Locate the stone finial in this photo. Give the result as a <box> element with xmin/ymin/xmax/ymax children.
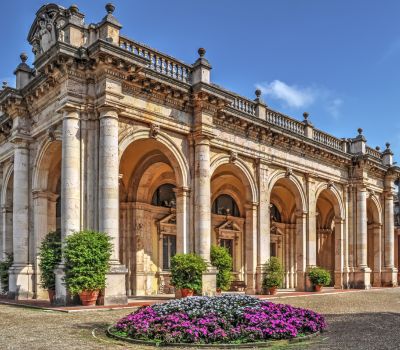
<box><xmin>69</xmin><ymin>4</ymin><xmax>79</xmax><ymax>14</ymax></box>
<box><xmin>2</xmin><ymin>81</ymin><xmax>8</xmax><ymax>89</ymax></box>
<box><xmin>198</xmin><ymin>47</ymin><xmax>206</xmax><ymax>58</ymax></box>
<box><xmin>357</xmin><ymin>128</ymin><xmax>363</xmax><ymax>135</ymax></box>
<box><xmin>255</xmin><ymin>89</ymin><xmax>262</xmax><ymax>98</ymax></box>
<box><xmin>303</xmin><ymin>112</ymin><xmax>309</xmax><ymax>121</ymax></box>
<box><xmin>376</xmin><ymin>146</ymin><xmax>381</xmax><ymax>151</ymax></box>
<box><xmin>105</xmin><ymin>3</ymin><xmax>115</xmax><ymax>14</ymax></box>
<box><xmin>20</xmin><ymin>52</ymin><xmax>28</xmax><ymax>63</ymax></box>
<box><xmin>386</xmin><ymin>142</ymin><xmax>391</xmax><ymax>150</ymax></box>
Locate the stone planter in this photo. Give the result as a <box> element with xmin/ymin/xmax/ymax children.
<box><xmin>79</xmin><ymin>290</ymin><xmax>99</xmax><ymax>306</ymax></box>
<box><xmin>268</xmin><ymin>287</ymin><xmax>278</xmax><ymax>295</ymax></box>
<box><xmin>181</xmin><ymin>288</ymin><xmax>194</xmax><ymax>297</ymax></box>
<box><xmin>314</xmin><ymin>284</ymin><xmax>323</xmax><ymax>292</ymax></box>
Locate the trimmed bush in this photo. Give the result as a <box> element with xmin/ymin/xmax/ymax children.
<box><xmin>308</xmin><ymin>267</ymin><xmax>331</xmax><ymax>286</ymax></box>
<box><xmin>63</xmin><ymin>230</ymin><xmax>112</xmax><ymax>295</ymax></box>
<box><xmin>210</xmin><ymin>245</ymin><xmax>233</xmax><ymax>291</ymax></box>
<box><xmin>111</xmin><ymin>294</ymin><xmax>327</xmax><ymax>344</ymax></box>
<box><xmin>38</xmin><ymin>231</ymin><xmax>62</xmax><ymax>290</ymax></box>
<box><xmin>262</xmin><ymin>256</ymin><xmax>283</xmax><ymax>289</ymax></box>
<box><xmin>0</xmin><ymin>253</ymin><xmax>13</xmax><ymax>294</ymax></box>
<box><xmin>171</xmin><ymin>253</ymin><xmax>207</xmax><ymax>293</ymax></box>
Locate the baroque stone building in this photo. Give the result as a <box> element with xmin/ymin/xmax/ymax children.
<box><xmin>0</xmin><ymin>3</ymin><xmax>399</xmax><ymax>304</ymax></box>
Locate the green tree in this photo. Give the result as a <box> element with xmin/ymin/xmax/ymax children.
<box><xmin>38</xmin><ymin>231</ymin><xmax>62</xmax><ymax>290</ymax></box>
<box><xmin>171</xmin><ymin>253</ymin><xmax>207</xmax><ymax>293</ymax></box>
<box><xmin>210</xmin><ymin>245</ymin><xmax>233</xmax><ymax>291</ymax></box>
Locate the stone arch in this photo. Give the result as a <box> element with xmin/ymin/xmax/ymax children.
<box><xmin>0</xmin><ymin>163</ymin><xmax>14</xmax><ymax>260</ymax></box>
<box><xmin>367</xmin><ymin>193</ymin><xmax>383</xmax><ymax>286</ymax></box>
<box><xmin>210</xmin><ymin>154</ymin><xmax>258</xmax><ymax>203</ymax></box>
<box><xmin>315</xmin><ymin>183</ymin><xmax>346</xmax><ymax>288</ymax></box>
<box><xmin>119</xmin><ymin>127</ymin><xmax>189</xmax><ymax>188</ymax></box>
<box><xmin>268</xmin><ymin>170</ymin><xmax>307</xmax><ymax>213</ymax></box>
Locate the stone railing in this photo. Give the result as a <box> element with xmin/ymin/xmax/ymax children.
<box><xmin>366</xmin><ymin>146</ymin><xmax>382</xmax><ymax>159</ymax></box>
<box><xmin>230</xmin><ymin>95</ymin><xmax>256</xmax><ymax>116</ymax></box>
<box><xmin>313</xmin><ymin>129</ymin><xmax>343</xmax><ymax>151</ymax></box>
<box><xmin>265</xmin><ymin>108</ymin><xmax>305</xmax><ymax>136</ymax></box>
<box><xmin>119</xmin><ymin>36</ymin><xmax>192</xmax><ymax>84</ymax></box>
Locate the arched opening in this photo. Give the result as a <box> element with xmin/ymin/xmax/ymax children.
<box><xmin>367</xmin><ymin>197</ymin><xmax>382</xmax><ymax>286</ymax></box>
<box><xmin>211</xmin><ymin>162</ymin><xmax>255</xmax><ymax>290</ymax></box>
<box><xmin>119</xmin><ymin>138</ymin><xmax>185</xmax><ymax>296</ymax></box>
<box><xmin>316</xmin><ymin>189</ymin><xmax>338</xmax><ymax>286</ymax></box>
<box><xmin>1</xmin><ymin>168</ymin><xmax>13</xmax><ymax>261</ymax></box>
<box><xmin>269</xmin><ymin>176</ymin><xmax>305</xmax><ymax>289</ymax></box>
<box><xmin>32</xmin><ymin>140</ymin><xmax>62</xmax><ymax>298</ymax></box>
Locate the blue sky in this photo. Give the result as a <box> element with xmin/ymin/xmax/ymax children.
<box><xmin>1</xmin><ymin>1</ymin><xmax>400</xmax><ymax>159</ymax></box>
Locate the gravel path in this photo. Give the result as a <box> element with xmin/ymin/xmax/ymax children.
<box><xmin>0</xmin><ymin>288</ymin><xmax>399</xmax><ymax>349</ymax></box>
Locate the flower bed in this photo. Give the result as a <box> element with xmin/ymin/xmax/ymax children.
<box><xmin>109</xmin><ymin>295</ymin><xmax>326</xmax><ymax>345</ymax></box>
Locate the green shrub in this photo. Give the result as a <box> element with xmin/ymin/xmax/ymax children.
<box><xmin>171</xmin><ymin>253</ymin><xmax>207</xmax><ymax>293</ymax></box>
<box><xmin>262</xmin><ymin>257</ymin><xmax>283</xmax><ymax>289</ymax></box>
<box><xmin>308</xmin><ymin>267</ymin><xmax>331</xmax><ymax>286</ymax></box>
<box><xmin>38</xmin><ymin>231</ymin><xmax>62</xmax><ymax>290</ymax></box>
<box><xmin>0</xmin><ymin>253</ymin><xmax>13</xmax><ymax>294</ymax></box>
<box><xmin>63</xmin><ymin>230</ymin><xmax>112</xmax><ymax>295</ymax></box>
<box><xmin>210</xmin><ymin>245</ymin><xmax>233</xmax><ymax>291</ymax></box>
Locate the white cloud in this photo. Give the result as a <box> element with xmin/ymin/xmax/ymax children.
<box><xmin>256</xmin><ymin>80</ymin><xmax>343</xmax><ymax>119</ymax></box>
<box><xmin>256</xmin><ymin>80</ymin><xmax>315</xmax><ymax>109</ymax></box>
<box><xmin>326</xmin><ymin>98</ymin><xmax>343</xmax><ymax>119</ymax></box>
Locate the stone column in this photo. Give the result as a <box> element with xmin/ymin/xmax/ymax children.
<box><xmin>54</xmin><ymin>109</ymin><xmax>82</xmax><ymax>305</ymax></box>
<box><xmin>9</xmin><ymin>139</ymin><xmax>33</xmax><ymax>299</ymax></box>
<box><xmin>194</xmin><ymin>135</ymin><xmax>216</xmax><ymax>295</ymax></box>
<box><xmin>98</xmin><ymin>107</ymin><xmax>128</xmax><ymax>305</ymax></box>
<box><xmin>305</xmin><ymin>174</ymin><xmax>317</xmax><ymax>267</ymax></box>
<box><xmin>354</xmin><ymin>186</ymin><xmax>371</xmax><ymax>288</ymax></box>
<box><xmin>175</xmin><ymin>187</ymin><xmax>190</xmax><ymax>254</ymax></box>
<box><xmin>334</xmin><ymin>217</ymin><xmax>345</xmax><ymax>289</ymax></box>
<box><xmin>245</xmin><ymin>202</ymin><xmax>258</xmax><ymax>294</ymax></box>
<box><xmin>1</xmin><ymin>205</ymin><xmax>13</xmax><ymax>261</ymax></box>
<box><xmin>382</xmin><ymin>191</ymin><xmax>398</xmax><ymax>286</ymax></box>
<box><xmin>256</xmin><ymin>160</ymin><xmax>269</xmax><ymax>293</ymax></box>
<box><xmin>295</xmin><ymin>210</ymin><xmax>307</xmax><ymax>291</ymax></box>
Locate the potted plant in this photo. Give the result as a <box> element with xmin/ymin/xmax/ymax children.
<box><xmin>210</xmin><ymin>245</ymin><xmax>233</xmax><ymax>293</ymax></box>
<box><xmin>63</xmin><ymin>230</ymin><xmax>112</xmax><ymax>306</ymax></box>
<box><xmin>308</xmin><ymin>267</ymin><xmax>331</xmax><ymax>292</ymax></box>
<box><xmin>171</xmin><ymin>253</ymin><xmax>207</xmax><ymax>297</ymax></box>
<box><xmin>38</xmin><ymin>231</ymin><xmax>62</xmax><ymax>303</ymax></box>
<box><xmin>262</xmin><ymin>257</ymin><xmax>283</xmax><ymax>295</ymax></box>
<box><xmin>0</xmin><ymin>253</ymin><xmax>13</xmax><ymax>295</ymax></box>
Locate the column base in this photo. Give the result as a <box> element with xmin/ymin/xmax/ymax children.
<box><xmin>372</xmin><ymin>271</ymin><xmax>382</xmax><ymax>287</ymax></box>
<box><xmin>255</xmin><ymin>265</ymin><xmax>264</xmax><ymax>294</ymax></box>
<box><xmin>102</xmin><ymin>263</ymin><xmax>128</xmax><ymax>305</ymax></box>
<box><xmin>202</xmin><ymin>266</ymin><xmax>217</xmax><ymax>296</ymax></box>
<box><xmin>54</xmin><ymin>264</ymin><xmax>70</xmax><ymax>306</ymax></box>
<box><xmin>245</xmin><ymin>271</ymin><xmax>256</xmax><ymax>295</ymax></box>
<box><xmin>381</xmin><ymin>267</ymin><xmax>398</xmax><ymax>287</ymax></box>
<box><xmin>334</xmin><ymin>271</ymin><xmax>344</xmax><ymax>289</ymax></box>
<box><xmin>8</xmin><ymin>264</ymin><xmax>34</xmax><ymax>300</ymax></box>
<box><xmin>295</xmin><ymin>271</ymin><xmax>308</xmax><ymax>291</ymax></box>
<box><xmin>353</xmin><ymin>267</ymin><xmax>371</xmax><ymax>289</ymax></box>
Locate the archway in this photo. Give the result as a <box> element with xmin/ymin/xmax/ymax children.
<box><xmin>367</xmin><ymin>196</ymin><xmax>382</xmax><ymax>286</ymax></box>
<box><xmin>1</xmin><ymin>165</ymin><xmax>13</xmax><ymax>261</ymax></box>
<box><xmin>119</xmin><ymin>137</ymin><xmax>187</xmax><ymax>296</ymax></box>
<box><xmin>315</xmin><ymin>187</ymin><xmax>344</xmax><ymax>288</ymax></box>
<box><xmin>32</xmin><ymin>140</ymin><xmax>62</xmax><ymax>298</ymax></box>
<box><xmin>269</xmin><ymin>176</ymin><xmax>305</xmax><ymax>289</ymax></box>
<box><xmin>210</xmin><ymin>160</ymin><xmax>256</xmax><ymax>292</ymax></box>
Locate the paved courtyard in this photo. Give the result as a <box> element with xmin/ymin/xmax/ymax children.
<box><xmin>0</xmin><ymin>288</ymin><xmax>399</xmax><ymax>349</ymax></box>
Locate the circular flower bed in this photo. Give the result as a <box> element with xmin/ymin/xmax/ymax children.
<box><xmin>109</xmin><ymin>295</ymin><xmax>326</xmax><ymax>345</ymax></box>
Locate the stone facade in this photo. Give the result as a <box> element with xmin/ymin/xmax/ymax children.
<box><xmin>0</xmin><ymin>3</ymin><xmax>399</xmax><ymax>304</ymax></box>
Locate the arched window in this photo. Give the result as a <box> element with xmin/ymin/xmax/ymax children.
<box><xmin>212</xmin><ymin>194</ymin><xmax>240</xmax><ymax>217</ymax></box>
<box><xmin>270</xmin><ymin>204</ymin><xmax>282</xmax><ymax>223</ymax></box>
<box><xmin>151</xmin><ymin>184</ymin><xmax>176</xmax><ymax>207</ymax></box>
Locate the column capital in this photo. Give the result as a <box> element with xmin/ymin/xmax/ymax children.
<box><xmin>173</xmin><ymin>186</ymin><xmax>190</xmax><ymax>197</ymax></box>
<box><xmin>10</xmin><ymin>135</ymin><xmax>31</xmax><ymax>148</ymax></box>
<box><xmin>57</xmin><ymin>104</ymin><xmax>81</xmax><ymax>119</ymax></box>
<box><xmin>98</xmin><ymin>105</ymin><xmax>119</xmax><ymax>120</ymax></box>
<box><xmin>193</xmin><ymin>130</ymin><xmax>214</xmax><ymax>144</ymax></box>
<box><xmin>295</xmin><ymin>209</ymin><xmax>308</xmax><ymax>218</ymax></box>
<box><xmin>255</xmin><ymin>158</ymin><xmax>269</xmax><ymax>170</ymax></box>
<box><xmin>245</xmin><ymin>201</ymin><xmax>258</xmax><ymax>210</ymax></box>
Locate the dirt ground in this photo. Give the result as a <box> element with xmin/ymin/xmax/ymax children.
<box><xmin>1</xmin><ymin>288</ymin><xmax>400</xmax><ymax>350</ymax></box>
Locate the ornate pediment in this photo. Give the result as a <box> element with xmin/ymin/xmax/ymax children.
<box><xmin>158</xmin><ymin>213</ymin><xmax>177</xmax><ymax>237</ymax></box>
<box><xmin>216</xmin><ymin>220</ymin><xmax>241</xmax><ymax>232</ymax></box>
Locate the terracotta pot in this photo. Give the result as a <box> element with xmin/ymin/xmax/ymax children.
<box><xmin>48</xmin><ymin>289</ymin><xmax>55</xmax><ymax>304</ymax></box>
<box><xmin>268</xmin><ymin>287</ymin><xmax>278</xmax><ymax>295</ymax></box>
<box><xmin>180</xmin><ymin>288</ymin><xmax>194</xmax><ymax>297</ymax></box>
<box><xmin>314</xmin><ymin>284</ymin><xmax>323</xmax><ymax>292</ymax></box>
<box><xmin>216</xmin><ymin>288</ymin><xmax>222</xmax><ymax>295</ymax></box>
<box><xmin>79</xmin><ymin>290</ymin><xmax>99</xmax><ymax>306</ymax></box>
